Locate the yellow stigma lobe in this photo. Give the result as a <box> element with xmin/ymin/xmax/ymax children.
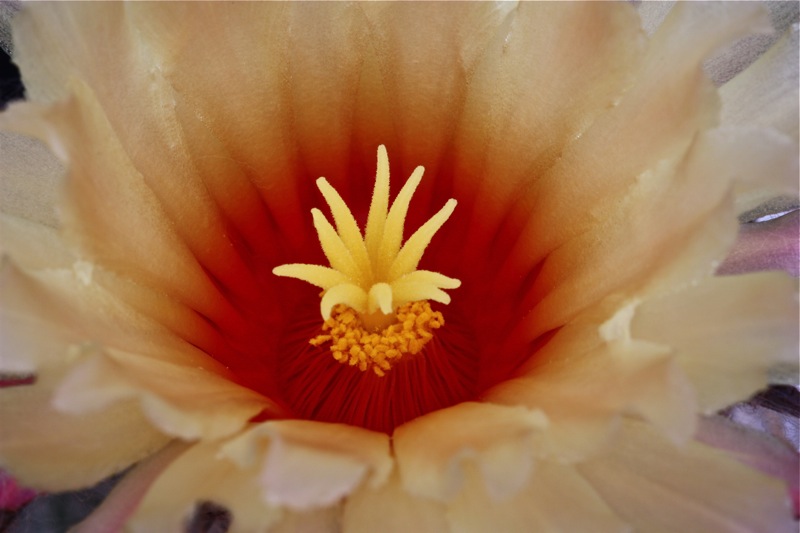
<box><xmin>273</xmin><ymin>145</ymin><xmax>460</xmax><ymax>374</ymax></box>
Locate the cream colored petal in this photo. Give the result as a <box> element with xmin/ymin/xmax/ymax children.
<box><xmin>710</xmin><ymin>126</ymin><xmax>798</xmax><ymax>217</ymax></box>
<box><xmin>53</xmin><ymin>347</ymin><xmax>275</xmax><ymax>441</ymax></box>
<box><xmin>702</xmin><ymin>2</ymin><xmax>793</xmax><ymax>86</ymax></box>
<box><xmin>343</xmin><ymin>471</ymin><xmax>448</xmax><ymax>533</ymax></box>
<box><xmin>722</xmin><ymin>23</ymin><xmax>800</xmax><ymax>214</ymax></box>
<box><xmin>520</xmin><ymin>120</ymin><xmax>782</xmax><ymax>338</ymax></box>
<box><xmin>578</xmin><ymin>418</ymin><xmax>796</xmax><ymax>533</ymax></box>
<box><xmin>129</xmin><ymin>439</ymin><xmax>282</xmax><ymax>533</ymax></box>
<box><xmin>506</xmin><ymin>2</ymin><xmax>767</xmax><ymax>287</ymax></box>
<box><xmin>446</xmin><ymin>460</ymin><xmax>628</xmax><ymax>533</ymax></box>
<box><xmin>0</xmin><ymin>130</ymin><xmax>62</xmax><ymax>227</ymax></box>
<box><xmin>72</xmin><ymin>441</ymin><xmax>188</xmax><ymax>533</ymax></box>
<box><xmin>721</xmin><ymin>21</ymin><xmax>798</xmax><ymax>142</ymax></box>
<box><xmin>354</xmin><ymin>2</ymin><xmax>510</xmax><ymax>180</ymax></box>
<box><xmin>704</xmin><ymin>1</ymin><xmax>800</xmax><ymax>86</ymax></box>
<box><xmin>0</xmin><ymin>93</ymin><xmax>240</xmax><ymax>332</ymax></box>
<box><xmin>10</xmin><ymin>4</ymin><xmax>283</xmax><ymax>311</ymax></box>
<box><xmin>222</xmin><ymin>420</ymin><xmax>392</xmax><ymax>511</ymax></box>
<box><xmin>0</xmin><ymin>225</ymin><xmax>75</xmax><ymax>373</ymax></box>
<box><xmin>696</xmin><ymin>415</ymin><xmax>799</xmax><ymax>500</ymax></box>
<box><xmin>394</xmin><ymin>402</ymin><xmax>547</xmax><ymax>502</ymax></box>
<box><xmin>632</xmin><ymin>272</ymin><xmax>799</xmax><ymax>413</ymax></box>
<box><xmin>452</xmin><ymin>2</ymin><xmax>644</xmax><ymax>259</ymax></box>
<box><xmin>636</xmin><ymin>1</ymin><xmax>675</xmax><ymax>36</ymax></box>
<box><xmin>0</xmin><ymin>241</ymin><xmax>230</xmax><ymax>374</ymax></box>
<box><xmin>342</xmin><ymin>473</ymin><xmax>448</xmax><ymax>533</ymax></box>
<box><xmin>269</xmin><ymin>506</ymin><xmax>342</xmax><ymax>533</ymax></box>
<box><xmin>0</xmin><ymin>352</ymin><xmax>168</xmax><ymax>492</ymax></box>
<box><xmin>0</xmin><ymin>213</ymin><xmax>71</xmax><ymax>273</ymax></box>
<box><xmin>486</xmin><ymin>321</ymin><xmax>697</xmax><ymax>461</ymax></box>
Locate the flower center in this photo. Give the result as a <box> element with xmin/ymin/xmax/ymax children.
<box><xmin>273</xmin><ymin>146</ymin><xmax>460</xmax><ymax>375</ymax></box>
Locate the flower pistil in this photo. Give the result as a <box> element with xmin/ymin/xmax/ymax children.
<box><xmin>273</xmin><ymin>146</ymin><xmax>460</xmax><ymax>375</ymax></box>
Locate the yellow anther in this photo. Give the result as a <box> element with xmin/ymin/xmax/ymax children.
<box><xmin>312</xmin><ymin>301</ymin><xmax>444</xmax><ymax>376</ymax></box>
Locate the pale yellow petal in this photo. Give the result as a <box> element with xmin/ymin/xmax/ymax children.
<box><xmin>269</xmin><ymin>506</ymin><xmax>342</xmax><ymax>533</ymax></box>
<box><xmin>632</xmin><ymin>272</ymin><xmax>799</xmax><ymax>413</ymax></box>
<box><xmin>72</xmin><ymin>441</ymin><xmax>188</xmax><ymax>533</ymax></box>
<box><xmin>578</xmin><ymin>419</ymin><xmax>796</xmax><ymax>533</ymax></box>
<box><xmin>636</xmin><ymin>1</ymin><xmax>675</xmax><ymax>36</ymax></box>
<box><xmin>452</xmin><ymin>2</ymin><xmax>644</xmax><ymax>257</ymax></box>
<box><xmin>0</xmin><ymin>93</ymin><xmax>239</xmax><ymax>330</ymax></box>
<box><xmin>0</xmin><ymin>243</ymin><xmax>230</xmax><ymax>375</ymax></box>
<box><xmin>506</xmin><ymin>1</ymin><xmax>767</xmax><ymax>284</ymax></box>
<box><xmin>394</xmin><ymin>402</ymin><xmax>547</xmax><ymax>502</ymax></box>
<box><xmin>518</xmin><ymin>122</ymin><xmax>767</xmax><ymax>338</ymax></box>
<box><xmin>486</xmin><ymin>322</ymin><xmax>697</xmax><ymax>460</ymax></box>
<box><xmin>701</xmin><ymin>2</ymin><xmax>783</xmax><ymax>86</ymax></box>
<box><xmin>343</xmin><ymin>472</ymin><xmax>448</xmax><ymax>533</ymax></box>
<box><xmin>721</xmin><ymin>20</ymin><xmax>798</xmax><ymax>141</ymax></box>
<box><xmin>222</xmin><ymin>420</ymin><xmax>392</xmax><ymax>510</ymax></box>
<box><xmin>446</xmin><ymin>460</ymin><xmax>627</xmax><ymax>533</ymax></box>
<box><xmin>129</xmin><ymin>439</ymin><xmax>282</xmax><ymax>533</ymax></box>
<box><xmin>0</xmin><ymin>354</ymin><xmax>168</xmax><ymax>492</ymax></box>
<box><xmin>354</xmin><ymin>2</ymin><xmax>510</xmax><ymax>181</ymax></box>
<box><xmin>53</xmin><ymin>347</ymin><xmax>275</xmax><ymax>441</ymax></box>
<box><xmin>0</xmin><ymin>130</ymin><xmax>62</xmax><ymax>227</ymax></box>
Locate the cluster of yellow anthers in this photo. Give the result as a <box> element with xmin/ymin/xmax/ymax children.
<box><xmin>274</xmin><ymin>145</ymin><xmax>460</xmax><ymax>375</ymax></box>
<box><xmin>310</xmin><ymin>301</ymin><xmax>444</xmax><ymax>376</ymax></box>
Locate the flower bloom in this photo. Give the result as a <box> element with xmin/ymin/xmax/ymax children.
<box><xmin>0</xmin><ymin>2</ymin><xmax>798</xmax><ymax>532</ymax></box>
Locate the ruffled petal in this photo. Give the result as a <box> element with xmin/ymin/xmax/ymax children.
<box><xmin>486</xmin><ymin>319</ymin><xmax>696</xmax><ymax>460</ymax></box>
<box><xmin>446</xmin><ymin>460</ymin><xmax>627</xmax><ymax>533</ymax></box>
<box><xmin>343</xmin><ymin>472</ymin><xmax>449</xmax><ymax>533</ymax></box>
<box><xmin>394</xmin><ymin>402</ymin><xmax>546</xmax><ymax>501</ymax></box>
<box><xmin>72</xmin><ymin>441</ymin><xmax>188</xmax><ymax>533</ymax></box>
<box><xmin>451</xmin><ymin>2</ymin><xmax>644</xmax><ymax>252</ymax></box>
<box><xmin>53</xmin><ymin>347</ymin><xmax>276</xmax><ymax>441</ymax></box>
<box><xmin>578</xmin><ymin>419</ymin><xmax>796</xmax><ymax>533</ymax></box>
<box><xmin>129</xmin><ymin>439</ymin><xmax>281</xmax><ymax>533</ymax></box>
<box><xmin>0</xmin><ymin>354</ymin><xmax>168</xmax><ymax>492</ymax></box>
<box><xmin>222</xmin><ymin>420</ymin><xmax>392</xmax><ymax>510</ymax></box>
<box><xmin>696</xmin><ymin>414</ymin><xmax>799</xmax><ymax>516</ymax></box>
<box><xmin>501</xmin><ymin>3</ymin><xmax>772</xmax><ymax>339</ymax></box>
<box><xmin>721</xmin><ymin>23</ymin><xmax>799</xmax><ymax>142</ymax></box>
<box><xmin>632</xmin><ymin>272</ymin><xmax>799</xmax><ymax>413</ymax></box>
<box><xmin>0</xmin><ymin>130</ymin><xmax>63</xmax><ymax>227</ymax></box>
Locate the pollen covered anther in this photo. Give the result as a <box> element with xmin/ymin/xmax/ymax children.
<box><xmin>311</xmin><ymin>301</ymin><xmax>445</xmax><ymax>376</ymax></box>
<box><xmin>273</xmin><ymin>145</ymin><xmax>460</xmax><ymax>374</ymax></box>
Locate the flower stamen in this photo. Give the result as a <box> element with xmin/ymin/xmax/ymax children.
<box><xmin>310</xmin><ymin>301</ymin><xmax>445</xmax><ymax>376</ymax></box>
<box><xmin>274</xmin><ymin>146</ymin><xmax>460</xmax><ymax>374</ymax></box>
